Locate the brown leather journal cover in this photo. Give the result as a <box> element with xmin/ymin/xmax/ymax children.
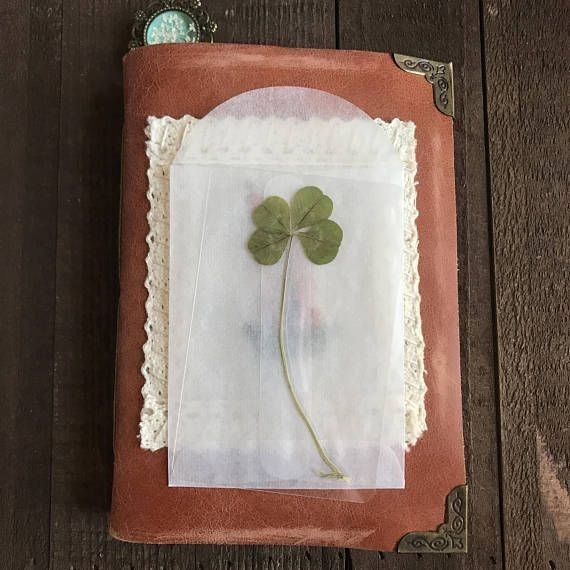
<box><xmin>111</xmin><ymin>43</ymin><xmax>465</xmax><ymax>551</ymax></box>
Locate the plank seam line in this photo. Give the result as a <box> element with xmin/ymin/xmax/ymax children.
<box><xmin>49</xmin><ymin>0</ymin><xmax>65</xmax><ymax>566</ymax></box>
<box><xmin>334</xmin><ymin>0</ymin><xmax>340</xmax><ymax>49</ymax></box>
<box><xmin>478</xmin><ymin>1</ymin><xmax>507</xmax><ymax>568</ymax></box>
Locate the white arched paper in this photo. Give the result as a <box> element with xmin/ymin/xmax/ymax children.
<box><xmin>168</xmin><ymin>87</ymin><xmax>405</xmax><ymax>493</ymax></box>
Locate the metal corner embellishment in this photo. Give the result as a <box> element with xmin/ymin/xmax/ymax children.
<box><xmin>129</xmin><ymin>0</ymin><xmax>217</xmax><ymax>50</ymax></box>
<box><xmin>393</xmin><ymin>54</ymin><xmax>455</xmax><ymax>118</ymax></box>
<box><xmin>397</xmin><ymin>485</ymin><xmax>468</xmax><ymax>553</ymax></box>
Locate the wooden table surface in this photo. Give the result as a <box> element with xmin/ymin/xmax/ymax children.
<box><xmin>1</xmin><ymin>1</ymin><xmax>568</xmax><ymax>569</ymax></box>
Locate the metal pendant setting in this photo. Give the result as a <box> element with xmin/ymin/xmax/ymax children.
<box><xmin>129</xmin><ymin>0</ymin><xmax>217</xmax><ymax>50</ymax></box>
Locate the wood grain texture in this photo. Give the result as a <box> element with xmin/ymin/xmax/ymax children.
<box><xmin>50</xmin><ymin>0</ymin><xmax>125</xmax><ymax>565</ymax></box>
<box><xmin>210</xmin><ymin>0</ymin><xmax>336</xmax><ymax>47</ymax></box>
<box><xmin>0</xmin><ymin>2</ymin><xmax>31</xmax><ymax>566</ymax></box>
<box><xmin>338</xmin><ymin>1</ymin><xmax>503</xmax><ymax>569</ymax></box>
<box><xmin>49</xmin><ymin>1</ymin><xmax>198</xmax><ymax>567</ymax></box>
<box><xmin>183</xmin><ymin>4</ymin><xmax>337</xmax><ymax>570</ymax></box>
<box><xmin>1</xmin><ymin>0</ymin><xmax>567</xmax><ymax>568</ymax></box>
<box><xmin>482</xmin><ymin>0</ymin><xmax>570</xmax><ymax>568</ymax></box>
<box><xmin>49</xmin><ymin>1</ymin><xmax>335</xmax><ymax>569</ymax></box>
<box><xmin>0</xmin><ymin>1</ymin><xmax>61</xmax><ymax>568</ymax></box>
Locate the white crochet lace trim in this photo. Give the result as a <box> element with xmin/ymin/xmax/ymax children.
<box><xmin>140</xmin><ymin>115</ymin><xmax>426</xmax><ymax>451</ymax></box>
<box><xmin>176</xmin><ymin>116</ymin><xmax>399</xmax><ymax>165</ymax></box>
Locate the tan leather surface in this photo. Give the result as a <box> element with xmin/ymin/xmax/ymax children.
<box><xmin>110</xmin><ymin>43</ymin><xmax>465</xmax><ymax>550</ymax></box>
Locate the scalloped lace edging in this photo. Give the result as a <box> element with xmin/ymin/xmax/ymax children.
<box><xmin>139</xmin><ymin>115</ymin><xmax>426</xmax><ymax>451</ymax></box>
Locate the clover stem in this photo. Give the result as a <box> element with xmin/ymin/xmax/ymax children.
<box><xmin>278</xmin><ymin>236</ymin><xmax>347</xmax><ymax>481</ymax></box>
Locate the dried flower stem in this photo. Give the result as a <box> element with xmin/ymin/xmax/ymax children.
<box><xmin>278</xmin><ymin>237</ymin><xmax>347</xmax><ymax>480</ymax></box>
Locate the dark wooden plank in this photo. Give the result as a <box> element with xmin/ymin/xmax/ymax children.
<box><xmin>338</xmin><ymin>1</ymin><xmax>503</xmax><ymax>568</ymax></box>
<box><xmin>50</xmin><ymin>0</ymin><xmax>198</xmax><ymax>567</ymax></box>
<box><xmin>49</xmin><ymin>0</ymin><xmax>187</xmax><ymax>568</ymax></box>
<box><xmin>0</xmin><ymin>1</ymin><xmax>62</xmax><ymax>568</ymax></box>
<box><xmin>194</xmin><ymin>544</ymin><xmax>330</xmax><ymax>570</ymax></box>
<box><xmin>193</xmin><ymin>4</ymin><xmax>337</xmax><ymax>570</ymax></box>
<box><xmin>482</xmin><ymin>1</ymin><xmax>570</xmax><ymax>568</ymax></box>
<box><xmin>48</xmin><ymin>1</ymin><xmax>336</xmax><ymax>569</ymax></box>
<box><xmin>210</xmin><ymin>0</ymin><xmax>336</xmax><ymax>48</ymax></box>
<box><xmin>0</xmin><ymin>2</ymin><xmax>30</xmax><ymax>566</ymax></box>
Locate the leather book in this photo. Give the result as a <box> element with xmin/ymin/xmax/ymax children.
<box><xmin>110</xmin><ymin>43</ymin><xmax>465</xmax><ymax>552</ymax></box>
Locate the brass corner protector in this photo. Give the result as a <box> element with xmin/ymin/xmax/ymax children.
<box><xmin>397</xmin><ymin>485</ymin><xmax>468</xmax><ymax>553</ymax></box>
<box><xmin>393</xmin><ymin>54</ymin><xmax>455</xmax><ymax>118</ymax></box>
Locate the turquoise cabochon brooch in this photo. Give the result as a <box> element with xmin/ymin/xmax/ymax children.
<box><xmin>129</xmin><ymin>0</ymin><xmax>217</xmax><ymax>49</ymax></box>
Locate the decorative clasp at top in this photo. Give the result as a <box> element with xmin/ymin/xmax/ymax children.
<box><xmin>129</xmin><ymin>0</ymin><xmax>217</xmax><ymax>50</ymax></box>
<box><xmin>393</xmin><ymin>54</ymin><xmax>454</xmax><ymax>118</ymax></box>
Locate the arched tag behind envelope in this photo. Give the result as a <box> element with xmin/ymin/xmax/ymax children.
<box><xmin>168</xmin><ymin>87</ymin><xmax>405</xmax><ymax>499</ymax></box>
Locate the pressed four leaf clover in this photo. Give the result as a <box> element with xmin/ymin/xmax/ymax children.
<box><xmin>247</xmin><ymin>186</ymin><xmax>347</xmax><ymax>481</ymax></box>
<box><xmin>248</xmin><ymin>186</ymin><xmax>343</xmax><ymax>266</ymax></box>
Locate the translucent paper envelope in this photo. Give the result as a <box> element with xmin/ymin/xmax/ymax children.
<box><xmin>168</xmin><ymin>87</ymin><xmax>405</xmax><ymax>492</ymax></box>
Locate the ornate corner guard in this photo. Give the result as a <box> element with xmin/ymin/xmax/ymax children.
<box><xmin>397</xmin><ymin>485</ymin><xmax>468</xmax><ymax>553</ymax></box>
<box><xmin>129</xmin><ymin>0</ymin><xmax>217</xmax><ymax>50</ymax></box>
<box><xmin>393</xmin><ymin>54</ymin><xmax>455</xmax><ymax>118</ymax></box>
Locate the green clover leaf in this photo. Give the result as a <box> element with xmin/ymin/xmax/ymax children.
<box><xmin>248</xmin><ymin>186</ymin><xmax>343</xmax><ymax>265</ymax></box>
<box><xmin>247</xmin><ymin>230</ymin><xmax>289</xmax><ymax>265</ymax></box>
<box><xmin>291</xmin><ymin>185</ymin><xmax>333</xmax><ymax>229</ymax></box>
<box><xmin>252</xmin><ymin>195</ymin><xmax>290</xmax><ymax>234</ymax></box>
<box><xmin>246</xmin><ymin>186</ymin><xmax>347</xmax><ymax>481</ymax></box>
<box><xmin>298</xmin><ymin>219</ymin><xmax>344</xmax><ymax>265</ymax></box>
